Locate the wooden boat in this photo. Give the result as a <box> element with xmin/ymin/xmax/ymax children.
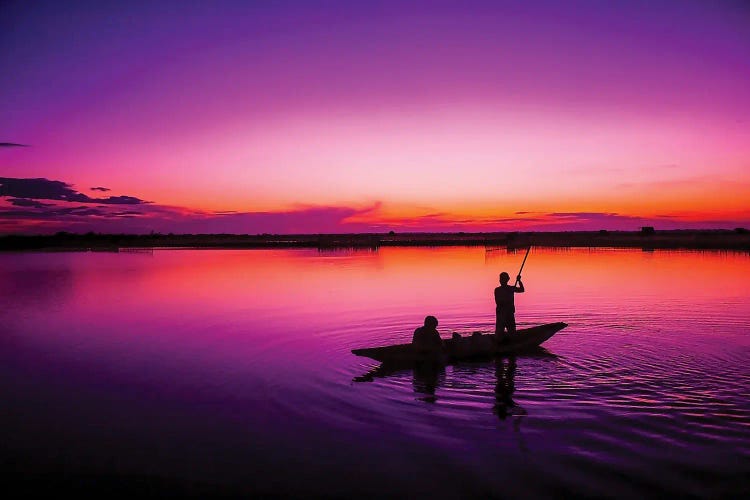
<box><xmin>352</xmin><ymin>322</ymin><xmax>567</xmax><ymax>363</ymax></box>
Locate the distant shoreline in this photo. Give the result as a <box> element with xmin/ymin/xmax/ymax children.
<box><xmin>1</xmin><ymin>229</ymin><xmax>749</xmax><ymax>252</ymax></box>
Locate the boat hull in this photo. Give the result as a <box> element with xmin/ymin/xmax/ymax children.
<box><xmin>352</xmin><ymin>322</ymin><xmax>567</xmax><ymax>363</ymax></box>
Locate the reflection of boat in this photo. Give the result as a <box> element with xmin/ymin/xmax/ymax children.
<box><xmin>353</xmin><ymin>354</ymin><xmax>551</xmax><ymax>430</ymax></box>
<box><xmin>352</xmin><ymin>322</ymin><xmax>567</xmax><ymax>364</ymax></box>
<box><xmin>353</xmin><ymin>348</ymin><xmax>557</xmax><ymax>383</ymax></box>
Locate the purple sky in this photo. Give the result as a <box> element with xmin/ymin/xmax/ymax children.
<box><xmin>2</xmin><ymin>0</ymin><xmax>749</xmax><ymax>233</ymax></box>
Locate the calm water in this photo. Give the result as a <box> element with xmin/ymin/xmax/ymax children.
<box><xmin>1</xmin><ymin>247</ymin><xmax>749</xmax><ymax>497</ymax></box>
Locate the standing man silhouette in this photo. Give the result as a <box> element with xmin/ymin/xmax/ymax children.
<box><xmin>494</xmin><ymin>272</ymin><xmax>524</xmax><ymax>339</ymax></box>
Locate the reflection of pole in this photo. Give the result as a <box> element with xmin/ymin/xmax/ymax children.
<box><xmin>516</xmin><ymin>246</ymin><xmax>531</xmax><ymax>282</ymax></box>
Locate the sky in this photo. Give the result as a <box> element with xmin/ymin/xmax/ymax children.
<box><xmin>1</xmin><ymin>0</ymin><xmax>749</xmax><ymax>234</ymax></box>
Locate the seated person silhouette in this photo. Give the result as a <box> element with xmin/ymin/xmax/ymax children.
<box><xmin>412</xmin><ymin>315</ymin><xmax>443</xmax><ymax>352</ymax></box>
<box><xmin>495</xmin><ymin>272</ymin><xmax>525</xmax><ymax>340</ymax></box>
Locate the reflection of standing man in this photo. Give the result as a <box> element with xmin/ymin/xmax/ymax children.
<box><xmin>494</xmin><ymin>356</ymin><xmax>517</xmax><ymax>420</ymax></box>
<box><xmin>495</xmin><ymin>272</ymin><xmax>525</xmax><ymax>339</ymax></box>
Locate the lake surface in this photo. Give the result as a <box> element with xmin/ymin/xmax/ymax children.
<box><xmin>1</xmin><ymin>247</ymin><xmax>749</xmax><ymax>497</ymax></box>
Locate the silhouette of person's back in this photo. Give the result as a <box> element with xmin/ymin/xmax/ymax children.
<box><xmin>495</xmin><ymin>272</ymin><xmax>524</xmax><ymax>338</ymax></box>
<box><xmin>412</xmin><ymin>315</ymin><xmax>442</xmax><ymax>351</ymax></box>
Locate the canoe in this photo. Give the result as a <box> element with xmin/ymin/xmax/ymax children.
<box><xmin>352</xmin><ymin>322</ymin><xmax>567</xmax><ymax>363</ymax></box>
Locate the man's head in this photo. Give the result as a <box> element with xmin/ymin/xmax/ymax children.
<box><xmin>499</xmin><ymin>272</ymin><xmax>510</xmax><ymax>284</ymax></box>
<box><xmin>424</xmin><ymin>315</ymin><xmax>438</xmax><ymax>328</ymax></box>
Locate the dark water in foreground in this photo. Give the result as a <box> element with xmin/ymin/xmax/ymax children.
<box><xmin>1</xmin><ymin>247</ymin><xmax>749</xmax><ymax>497</ymax></box>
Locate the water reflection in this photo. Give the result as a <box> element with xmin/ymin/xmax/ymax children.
<box><xmin>412</xmin><ymin>363</ymin><xmax>445</xmax><ymax>403</ymax></box>
<box><xmin>0</xmin><ymin>266</ymin><xmax>74</xmax><ymax>314</ymax></box>
<box><xmin>492</xmin><ymin>356</ymin><xmax>531</xmax><ymax>455</ymax></box>
<box><xmin>1</xmin><ymin>248</ymin><xmax>749</xmax><ymax>497</ymax></box>
<box><xmin>354</xmin><ymin>349</ymin><xmax>558</xmax><ymax>412</ymax></box>
<box><xmin>494</xmin><ymin>356</ymin><xmax>521</xmax><ymax>420</ymax></box>
<box><xmin>353</xmin><ymin>361</ymin><xmax>447</xmax><ymax>403</ymax></box>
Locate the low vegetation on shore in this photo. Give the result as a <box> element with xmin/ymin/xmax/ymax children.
<box><xmin>1</xmin><ymin>229</ymin><xmax>748</xmax><ymax>252</ymax></box>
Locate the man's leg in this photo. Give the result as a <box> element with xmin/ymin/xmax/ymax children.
<box><xmin>507</xmin><ymin>312</ymin><xmax>517</xmax><ymax>335</ymax></box>
<box><xmin>497</xmin><ymin>309</ymin><xmax>511</xmax><ymax>342</ymax></box>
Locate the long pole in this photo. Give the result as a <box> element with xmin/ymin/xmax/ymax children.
<box><xmin>516</xmin><ymin>245</ymin><xmax>531</xmax><ymax>283</ymax></box>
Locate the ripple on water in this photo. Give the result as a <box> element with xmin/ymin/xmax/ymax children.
<box><xmin>4</xmin><ymin>248</ymin><xmax>749</xmax><ymax>497</ymax></box>
<box><xmin>284</xmin><ymin>313</ymin><xmax>750</xmax><ymax>493</ymax></box>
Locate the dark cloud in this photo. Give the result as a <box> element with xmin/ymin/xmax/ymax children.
<box><xmin>90</xmin><ymin>186</ymin><xmax>111</xmax><ymax>192</ymax></box>
<box><xmin>0</xmin><ymin>177</ymin><xmax>155</xmax><ymax>232</ymax></box>
<box><xmin>488</xmin><ymin>216</ymin><xmax>547</xmax><ymax>224</ymax></box>
<box><xmin>100</xmin><ymin>195</ymin><xmax>144</xmax><ymax>205</ymax></box>
<box><xmin>0</xmin><ymin>206</ymin><xmax>107</xmax><ymax>219</ymax></box>
<box><xmin>0</xmin><ymin>191</ymin><xmax>385</xmax><ymax>234</ymax></box>
<box><xmin>0</xmin><ymin>204</ymin><xmax>156</xmax><ymax>223</ymax></box>
<box><xmin>7</xmin><ymin>198</ymin><xmax>52</xmax><ymax>208</ymax></box>
<box><xmin>0</xmin><ymin>142</ymin><xmax>30</xmax><ymax>147</ymax></box>
<box><xmin>0</xmin><ymin>177</ymin><xmax>147</xmax><ymax>204</ymax></box>
<box><xmin>110</xmin><ymin>210</ymin><xmax>142</xmax><ymax>218</ymax></box>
